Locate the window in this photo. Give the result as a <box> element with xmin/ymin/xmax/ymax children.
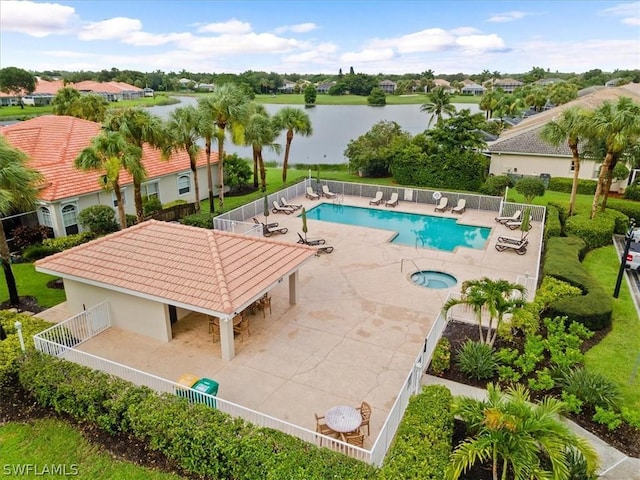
<box><xmin>40</xmin><ymin>207</ymin><xmax>53</xmax><ymax>228</ymax></box>
<box><xmin>570</xmin><ymin>160</ymin><xmax>575</xmax><ymax>172</ymax></box>
<box><xmin>177</xmin><ymin>174</ymin><xmax>191</xmax><ymax>195</ymax></box>
<box><xmin>144</xmin><ymin>182</ymin><xmax>159</xmax><ymax>199</ymax></box>
<box><xmin>112</xmin><ymin>188</ymin><xmax>126</xmax><ymax>207</ymax></box>
<box><xmin>62</xmin><ymin>204</ymin><xmax>78</xmax><ymax>235</ymax></box>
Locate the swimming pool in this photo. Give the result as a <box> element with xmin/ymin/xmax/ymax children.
<box><xmin>303</xmin><ymin>204</ymin><xmax>491</xmax><ymax>251</ymax></box>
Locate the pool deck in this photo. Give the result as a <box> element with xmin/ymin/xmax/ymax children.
<box><xmin>42</xmin><ymin>194</ymin><xmax>541</xmax><ymax>450</ymax></box>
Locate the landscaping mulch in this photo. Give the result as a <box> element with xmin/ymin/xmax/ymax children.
<box><xmin>0</xmin><ymin>296</ymin><xmax>45</xmax><ymax>314</ymax></box>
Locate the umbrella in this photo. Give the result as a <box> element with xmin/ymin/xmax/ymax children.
<box><xmin>263</xmin><ymin>194</ymin><xmax>270</xmax><ymax>220</ymax></box>
<box><xmin>301</xmin><ymin>207</ymin><xmax>308</xmax><ymax>241</ymax></box>
<box><xmin>520</xmin><ymin>207</ymin><xmax>531</xmax><ymax>239</ymax></box>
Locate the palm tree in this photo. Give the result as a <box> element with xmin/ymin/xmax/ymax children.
<box><xmin>103</xmin><ymin>108</ymin><xmax>166</xmax><ymax>222</ymax></box>
<box><xmin>273</xmin><ymin>107</ymin><xmax>313</xmax><ymax>182</ymax></box>
<box><xmin>244</xmin><ymin>107</ymin><xmax>281</xmax><ymax>191</ymax></box>
<box><xmin>75</xmin><ymin>130</ymin><xmax>141</xmax><ymax>229</ymax></box>
<box><xmin>0</xmin><ymin>137</ymin><xmax>43</xmax><ymax>310</ymax></box>
<box><xmin>196</xmin><ymin>99</ymin><xmax>218</xmax><ymax>212</ymax></box>
<box><xmin>446</xmin><ymin>384</ymin><xmax>599</xmax><ymax>480</ymax></box>
<box><xmin>199</xmin><ymin>83</ymin><xmax>251</xmax><ymax>209</ymax></box>
<box><xmin>540</xmin><ymin>106</ymin><xmax>592</xmax><ymax>216</ymax></box>
<box><xmin>420</xmin><ymin>86</ymin><xmax>456</xmax><ymax>128</ymax></box>
<box><xmin>479</xmin><ymin>89</ymin><xmax>502</xmax><ymax>120</ymax></box>
<box><xmin>589</xmin><ymin>97</ymin><xmax>640</xmax><ymax>219</ymax></box>
<box><xmin>163</xmin><ymin>105</ymin><xmax>203</xmax><ymax>212</ymax></box>
<box><xmin>443</xmin><ymin>277</ymin><xmax>525</xmax><ymax>347</ymax></box>
<box><xmin>51</xmin><ymin>87</ymin><xmax>81</xmax><ymax>116</ymax></box>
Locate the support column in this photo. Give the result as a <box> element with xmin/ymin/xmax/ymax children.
<box><xmin>219</xmin><ymin>316</ymin><xmax>235</xmax><ymax>361</ymax></box>
<box><xmin>288</xmin><ymin>271</ymin><xmax>298</xmax><ymax>305</ymax></box>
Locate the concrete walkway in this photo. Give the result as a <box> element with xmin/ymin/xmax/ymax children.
<box><xmin>424</xmin><ymin>375</ymin><xmax>640</xmax><ymax>479</ymax></box>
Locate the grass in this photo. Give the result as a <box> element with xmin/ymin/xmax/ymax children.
<box><xmin>0</xmin><ymin>263</ymin><xmax>66</xmax><ymax>308</ymax></box>
<box><xmin>582</xmin><ymin>246</ymin><xmax>640</xmax><ymax>414</ymax></box>
<box><xmin>0</xmin><ymin>418</ymin><xmax>184</xmax><ymax>479</ymax></box>
<box><xmin>254</xmin><ymin>93</ymin><xmax>480</xmax><ymax>105</ymax></box>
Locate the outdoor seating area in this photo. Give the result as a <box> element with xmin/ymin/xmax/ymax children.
<box><xmin>297</xmin><ymin>232</ymin><xmax>334</xmax><ymax>253</ymax></box>
<box><xmin>434</xmin><ymin>197</ymin><xmax>449</xmax><ymax>212</ymax></box>
<box><xmin>305</xmin><ymin>186</ymin><xmax>320</xmax><ymax>200</ymax></box>
<box><xmin>253</xmin><ymin>218</ymin><xmax>288</xmax><ymax>237</ymax></box>
<box><xmin>272</xmin><ymin>201</ymin><xmax>295</xmax><ymax>214</ymax></box>
<box><xmin>369</xmin><ymin>191</ymin><xmax>383</xmax><ymax>205</ymax></box>
<box><xmin>280</xmin><ymin>197</ymin><xmax>302</xmax><ymax>211</ymax></box>
<box><xmin>316</xmin><ymin>401</ymin><xmax>371</xmax><ymax>447</ymax></box>
<box><xmin>495</xmin><ymin>209</ymin><xmax>522</xmax><ymax>224</ymax></box>
<box><xmin>209</xmin><ymin>294</ymin><xmax>272</xmax><ymax>343</ymax></box>
<box><xmin>385</xmin><ymin>192</ymin><xmax>398</xmax><ymax>207</ymax></box>
<box><xmin>451</xmin><ymin>198</ymin><xmax>466</xmax><ymax>214</ymax></box>
<box><xmin>322</xmin><ymin>185</ymin><xmax>337</xmax><ymax>199</ymax></box>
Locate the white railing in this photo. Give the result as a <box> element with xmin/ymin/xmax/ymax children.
<box><xmin>213</xmin><ymin>218</ymin><xmax>261</xmax><ymax>236</ymax></box>
<box><xmin>498</xmin><ymin>200</ymin><xmax>546</xmax><ymax>223</ymax></box>
<box><xmin>516</xmin><ymin>274</ymin><xmax>539</xmax><ymax>302</ymax></box>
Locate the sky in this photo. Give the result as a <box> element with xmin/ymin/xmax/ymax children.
<box><xmin>0</xmin><ymin>0</ymin><xmax>639</xmax><ymax>76</ymax></box>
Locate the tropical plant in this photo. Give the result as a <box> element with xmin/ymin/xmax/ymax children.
<box><xmin>514</xmin><ymin>178</ymin><xmax>546</xmax><ymax>203</ymax></box>
<box><xmin>430</xmin><ymin>337</ymin><xmax>451</xmax><ymax>376</ymax></box>
<box><xmin>443</xmin><ymin>278</ymin><xmax>526</xmax><ymax>347</ymax></box>
<box><xmin>479</xmin><ymin>89</ymin><xmax>503</xmax><ymax>120</ymax></box>
<box><xmin>163</xmin><ymin>105</ymin><xmax>203</xmax><ymax>212</ymax></box>
<box><xmin>273</xmin><ymin>106</ymin><xmax>313</xmax><ymax>182</ymax></box>
<box><xmin>540</xmin><ymin>106</ymin><xmax>592</xmax><ymax>216</ymax></box>
<box><xmin>446</xmin><ymin>384</ymin><xmax>599</xmax><ymax>480</ymax></box>
<box><xmin>557</xmin><ymin>367</ymin><xmax>621</xmax><ymax>410</ymax></box>
<box><xmin>367</xmin><ymin>87</ymin><xmax>386</xmax><ymax>106</ymax></box>
<box><xmin>196</xmin><ymin>99</ymin><xmax>218</xmax><ymax>212</ymax></box>
<box><xmin>456</xmin><ymin>340</ymin><xmax>497</xmax><ymax>380</ymax></box>
<box><xmin>72</xmin><ymin>94</ymin><xmax>108</xmax><ymax>122</ymax></box>
<box><xmin>0</xmin><ymin>137</ymin><xmax>43</xmax><ymax>315</ymax></box>
<box><xmin>244</xmin><ymin>106</ymin><xmax>280</xmax><ymax>190</ymax></box>
<box><xmin>51</xmin><ymin>87</ymin><xmax>81</xmax><ymax>116</ymax></box>
<box><xmin>77</xmin><ymin>205</ymin><xmax>119</xmax><ymax>235</ymax></box>
<box><xmin>420</xmin><ymin>86</ymin><xmax>456</xmax><ymax>127</ymax></box>
<box><xmin>199</xmin><ymin>83</ymin><xmax>251</xmax><ymax>209</ymax></box>
<box><xmin>303</xmin><ymin>85</ymin><xmax>317</xmax><ymax>105</ymax></box>
<box><xmin>74</xmin><ymin>130</ymin><xmax>142</xmax><ymax>229</ymax></box>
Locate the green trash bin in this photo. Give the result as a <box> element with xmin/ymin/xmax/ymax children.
<box><xmin>191</xmin><ymin>377</ymin><xmax>219</xmax><ymax>408</ymax></box>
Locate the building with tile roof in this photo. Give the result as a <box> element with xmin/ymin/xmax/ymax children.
<box><xmin>36</xmin><ymin>220</ymin><xmax>317</xmax><ymax>360</ymax></box>
<box><xmin>488</xmin><ymin>83</ymin><xmax>640</xmax><ymax>188</ymax></box>
<box><xmin>1</xmin><ymin>115</ymin><xmax>217</xmax><ymax>237</ymax></box>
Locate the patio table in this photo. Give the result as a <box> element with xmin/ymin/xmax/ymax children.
<box><xmin>325</xmin><ymin>405</ymin><xmax>362</xmax><ymax>433</ymax></box>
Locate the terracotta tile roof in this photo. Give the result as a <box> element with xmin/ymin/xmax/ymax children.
<box><xmin>74</xmin><ymin>81</ymin><xmax>142</xmax><ymax>94</ymax></box>
<box><xmin>36</xmin><ymin>220</ymin><xmax>317</xmax><ymax>316</ymax></box>
<box><xmin>0</xmin><ymin>115</ymin><xmax>215</xmax><ymax>202</ymax></box>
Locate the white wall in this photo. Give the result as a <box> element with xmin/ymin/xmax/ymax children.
<box><xmin>489</xmin><ymin>153</ymin><xmax>601</xmax><ymax>180</ymax></box>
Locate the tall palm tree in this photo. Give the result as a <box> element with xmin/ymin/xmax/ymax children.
<box><xmin>540</xmin><ymin>106</ymin><xmax>592</xmax><ymax>216</ymax></box>
<box><xmin>196</xmin><ymin>99</ymin><xmax>218</xmax><ymax>212</ymax></box>
<box><xmin>0</xmin><ymin>137</ymin><xmax>43</xmax><ymax>310</ymax></box>
<box><xmin>75</xmin><ymin>130</ymin><xmax>142</xmax><ymax>229</ymax></box>
<box><xmin>443</xmin><ymin>277</ymin><xmax>525</xmax><ymax>347</ymax></box>
<box><xmin>589</xmin><ymin>97</ymin><xmax>640</xmax><ymax>219</ymax></box>
<box><xmin>51</xmin><ymin>87</ymin><xmax>81</xmax><ymax>116</ymax></box>
<box><xmin>446</xmin><ymin>384</ymin><xmax>599</xmax><ymax>480</ymax></box>
<box><xmin>420</xmin><ymin>86</ymin><xmax>456</xmax><ymax>128</ymax></box>
<box><xmin>479</xmin><ymin>89</ymin><xmax>503</xmax><ymax>120</ymax></box>
<box><xmin>199</xmin><ymin>83</ymin><xmax>251</xmax><ymax>209</ymax></box>
<box><xmin>103</xmin><ymin>108</ymin><xmax>166</xmax><ymax>222</ymax></box>
<box><xmin>273</xmin><ymin>106</ymin><xmax>312</xmax><ymax>182</ymax></box>
<box><xmin>244</xmin><ymin>107</ymin><xmax>281</xmax><ymax>191</ymax></box>
<box><xmin>163</xmin><ymin>106</ymin><xmax>202</xmax><ymax>212</ymax></box>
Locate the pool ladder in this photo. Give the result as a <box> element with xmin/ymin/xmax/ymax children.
<box><xmin>400</xmin><ymin>258</ymin><xmax>421</xmax><ymax>273</ymax></box>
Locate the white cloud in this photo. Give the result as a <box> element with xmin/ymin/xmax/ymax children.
<box><xmin>124</xmin><ymin>31</ymin><xmax>193</xmax><ymax>47</ymax></box>
<box><xmin>486</xmin><ymin>11</ymin><xmax>529</xmax><ymax>23</ymax></box>
<box><xmin>600</xmin><ymin>1</ymin><xmax>640</xmax><ymax>25</ymax></box>
<box><xmin>456</xmin><ymin>34</ymin><xmax>507</xmax><ymax>52</ymax></box>
<box><xmin>274</xmin><ymin>22</ymin><xmax>317</xmax><ymax>33</ymax></box>
<box><xmin>0</xmin><ymin>0</ymin><xmax>77</xmax><ymax>37</ymax></box>
<box><xmin>197</xmin><ymin>18</ymin><xmax>252</xmax><ymax>34</ymax></box>
<box><xmin>341</xmin><ymin>48</ymin><xmax>395</xmax><ymax>63</ymax></box>
<box><xmin>79</xmin><ymin>17</ymin><xmax>141</xmax><ymax>41</ymax></box>
<box><xmin>368</xmin><ymin>28</ymin><xmax>455</xmax><ymax>53</ymax></box>
<box><xmin>42</xmin><ymin>50</ymin><xmax>92</xmax><ymax>58</ymax></box>
<box><xmin>177</xmin><ymin>32</ymin><xmax>307</xmax><ymax>55</ymax></box>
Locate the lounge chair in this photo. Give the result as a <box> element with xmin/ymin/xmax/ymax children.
<box><xmin>369</xmin><ymin>191</ymin><xmax>383</xmax><ymax>206</ymax></box>
<box><xmin>272</xmin><ymin>201</ymin><xmax>295</xmax><ymax>214</ymax></box>
<box><xmin>306</xmin><ymin>186</ymin><xmax>320</xmax><ymax>200</ymax></box>
<box><xmin>495</xmin><ymin>210</ymin><xmax>522</xmax><ymax>224</ymax></box>
<box><xmin>385</xmin><ymin>192</ymin><xmax>399</xmax><ymax>207</ymax></box>
<box><xmin>254</xmin><ymin>218</ymin><xmax>288</xmax><ymax>237</ymax></box>
<box><xmin>280</xmin><ymin>197</ymin><xmax>302</xmax><ymax>210</ymax></box>
<box><xmin>451</xmin><ymin>198</ymin><xmax>466</xmax><ymax>214</ymax></box>
<box><xmin>434</xmin><ymin>197</ymin><xmax>449</xmax><ymax>212</ymax></box>
<box><xmin>506</xmin><ymin>214</ymin><xmax>533</xmax><ymax>230</ymax></box>
<box><xmin>322</xmin><ymin>185</ymin><xmax>337</xmax><ymax>199</ymax></box>
<box><xmin>495</xmin><ymin>237</ymin><xmax>528</xmax><ymax>255</ymax></box>
<box><xmin>297</xmin><ymin>233</ymin><xmax>334</xmax><ymax>253</ymax></box>
<box><xmin>253</xmin><ymin>217</ymin><xmax>279</xmax><ymax>229</ymax></box>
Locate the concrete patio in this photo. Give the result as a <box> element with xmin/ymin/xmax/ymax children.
<box><xmin>41</xmin><ymin>194</ymin><xmax>541</xmax><ymax>450</ymax></box>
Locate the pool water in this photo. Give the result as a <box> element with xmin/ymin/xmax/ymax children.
<box><xmin>303</xmin><ymin>203</ymin><xmax>491</xmax><ymax>251</ymax></box>
<box><xmin>411</xmin><ymin>271</ymin><xmax>458</xmax><ymax>289</ymax></box>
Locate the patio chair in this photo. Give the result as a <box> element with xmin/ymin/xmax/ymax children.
<box><xmin>272</xmin><ymin>201</ymin><xmax>295</xmax><ymax>214</ymax></box>
<box><xmin>495</xmin><ymin>209</ymin><xmax>522</xmax><ymax>224</ymax></box>
<box><xmin>451</xmin><ymin>198</ymin><xmax>466</xmax><ymax>214</ymax></box>
<box><xmin>306</xmin><ymin>186</ymin><xmax>320</xmax><ymax>200</ymax></box>
<box><xmin>495</xmin><ymin>237</ymin><xmax>528</xmax><ymax>255</ymax></box>
<box><xmin>497</xmin><ymin>232</ymin><xmax>529</xmax><ymax>246</ymax></box>
<box><xmin>385</xmin><ymin>192</ymin><xmax>399</xmax><ymax>207</ymax></box>
<box><xmin>253</xmin><ymin>217</ymin><xmax>280</xmax><ymax>230</ymax></box>
<box><xmin>322</xmin><ymin>185</ymin><xmax>337</xmax><ymax>199</ymax></box>
<box><xmin>297</xmin><ymin>233</ymin><xmax>334</xmax><ymax>253</ymax></box>
<box><xmin>356</xmin><ymin>401</ymin><xmax>371</xmax><ymax>436</ymax></box>
<box><xmin>368</xmin><ymin>191</ymin><xmax>383</xmax><ymax>206</ymax></box>
<box><xmin>258</xmin><ymin>221</ymin><xmax>288</xmax><ymax>237</ymax></box>
<box><xmin>340</xmin><ymin>430</ymin><xmax>365</xmax><ymax>447</ymax></box>
<box><xmin>280</xmin><ymin>197</ymin><xmax>302</xmax><ymax>210</ymax></box>
<box><xmin>209</xmin><ymin>316</ymin><xmax>220</xmax><ymax>343</ymax></box>
<box><xmin>233</xmin><ymin>314</ymin><xmax>250</xmax><ymax>342</ymax></box>
<box><xmin>506</xmin><ymin>214</ymin><xmax>533</xmax><ymax>231</ymax></box>
<box><xmin>434</xmin><ymin>197</ymin><xmax>449</xmax><ymax>212</ymax></box>
<box><xmin>256</xmin><ymin>294</ymin><xmax>271</xmax><ymax>318</ymax></box>
<box><xmin>315</xmin><ymin>413</ymin><xmax>339</xmax><ymax>445</ymax></box>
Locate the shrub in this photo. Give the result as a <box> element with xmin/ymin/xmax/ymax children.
<box><xmin>558</xmin><ymin>367</ymin><xmax>621</xmax><ymax>410</ymax></box>
<box><xmin>143</xmin><ymin>195</ymin><xmax>163</xmax><ymax>216</ymax></box>
<box><xmin>163</xmin><ymin>199</ymin><xmax>188</xmax><ymax>209</ymax></box>
<box><xmin>378</xmin><ymin>385</ymin><xmax>453</xmax><ymax>480</ymax></box>
<box><xmin>514</xmin><ymin>335</ymin><xmax>545</xmax><ymax>375</ymax></box>
<box><xmin>515</xmin><ymin>177</ymin><xmax>546</xmax><ymax>202</ymax></box>
<box><xmin>456</xmin><ymin>340</ymin><xmax>497</xmax><ymax>380</ymax></box>
<box><xmin>601</xmin><ymin>198</ymin><xmax>640</xmax><ymax>226</ymax></box>
<box><xmin>564</xmin><ymin>213</ymin><xmax>614</xmax><ymax>251</ymax></box>
<box><xmin>623</xmin><ymin>184</ymin><xmax>640</xmax><ymax>200</ymax></box>
<box><xmin>592</xmin><ymin>406</ymin><xmax>623</xmax><ymax>431</ymax></box>
<box><xmin>224</xmin><ymin>153</ymin><xmax>252</xmax><ymax>191</ymax></box>
<box><xmin>548</xmin><ymin>200</ymin><xmax>569</xmax><ymax>225</ymax></box>
<box><xmin>125</xmin><ymin>214</ymin><xmax>138</xmax><ymax>227</ymax></box>
<box><xmin>528</xmin><ymin>368</ymin><xmax>555</xmax><ymax>391</ymax></box>
<box><xmin>43</xmin><ymin>231</ymin><xmax>95</xmax><ymax>251</ymax></box>
<box><xmin>11</xmin><ymin>225</ymin><xmax>52</xmax><ymax>250</ymax></box>
<box><xmin>600</xmin><ymin>208</ymin><xmax>629</xmax><ymax>234</ymax></box>
<box><xmin>548</xmin><ymin>177</ymin><xmax>598</xmax><ymax>195</ymax></box>
<box><xmin>544</xmin><ymin>317</ymin><xmax>592</xmax><ymax>371</ymax></box>
<box><xmin>544</xmin><ymin>204</ymin><xmax>562</xmax><ymax>240</ymax></box>
<box><xmin>181</xmin><ymin>213</ymin><xmax>213</xmax><ymax>229</ymax></box>
<box><xmin>561</xmin><ymin>392</ymin><xmax>583</xmax><ymax>414</ymax></box>
<box><xmin>480</xmin><ymin>175</ymin><xmax>514</xmax><ymax>196</ymax></box>
<box><xmin>78</xmin><ymin>205</ymin><xmax>119</xmax><ymax>235</ymax></box>
<box><xmin>21</xmin><ymin>244</ymin><xmax>60</xmax><ymax>261</ymax></box>
<box><xmin>429</xmin><ymin>338</ymin><xmax>451</xmax><ymax>376</ymax></box>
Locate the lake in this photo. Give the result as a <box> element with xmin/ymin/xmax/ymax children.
<box><xmin>149</xmin><ymin>97</ymin><xmax>480</xmax><ymax>165</ymax></box>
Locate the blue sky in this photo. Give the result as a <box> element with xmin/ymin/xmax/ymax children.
<box><xmin>1</xmin><ymin>0</ymin><xmax>638</xmax><ymax>75</ymax></box>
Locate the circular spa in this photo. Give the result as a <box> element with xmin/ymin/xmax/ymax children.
<box><xmin>410</xmin><ymin>270</ymin><xmax>457</xmax><ymax>289</ymax></box>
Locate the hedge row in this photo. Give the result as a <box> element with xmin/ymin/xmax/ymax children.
<box><xmin>606</xmin><ymin>198</ymin><xmax>640</xmax><ymax>225</ymax></box>
<box><xmin>378</xmin><ymin>385</ymin><xmax>453</xmax><ymax>479</ymax></box>
<box><xmin>544</xmin><ymin>204</ymin><xmax>562</xmax><ymax>240</ymax></box>
<box><xmin>547</xmin><ymin>177</ymin><xmax>598</xmax><ymax>195</ymax></box>
<box><xmin>17</xmin><ymin>353</ymin><xmax>377</xmax><ymax>480</ymax></box>
<box><xmin>564</xmin><ymin>209</ymin><xmax>629</xmax><ymax>251</ymax></box>
<box><xmin>542</xmin><ymin>237</ymin><xmax>612</xmax><ymax>330</ymax></box>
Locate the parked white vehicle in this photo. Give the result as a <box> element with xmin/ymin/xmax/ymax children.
<box><xmin>625</xmin><ymin>240</ymin><xmax>640</xmax><ymax>271</ymax></box>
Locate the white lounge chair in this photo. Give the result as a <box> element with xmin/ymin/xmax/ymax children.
<box><xmin>385</xmin><ymin>192</ymin><xmax>398</xmax><ymax>207</ymax></box>
<box><xmin>272</xmin><ymin>201</ymin><xmax>295</xmax><ymax>214</ymax></box>
<box><xmin>506</xmin><ymin>214</ymin><xmax>533</xmax><ymax>230</ymax></box>
<box><xmin>452</xmin><ymin>198</ymin><xmax>466</xmax><ymax>214</ymax></box>
<box><xmin>321</xmin><ymin>185</ymin><xmax>337</xmax><ymax>199</ymax></box>
<box><xmin>434</xmin><ymin>197</ymin><xmax>449</xmax><ymax>212</ymax></box>
<box><xmin>495</xmin><ymin>210</ymin><xmax>522</xmax><ymax>224</ymax></box>
<box><xmin>369</xmin><ymin>191</ymin><xmax>383</xmax><ymax>206</ymax></box>
<box><xmin>495</xmin><ymin>237</ymin><xmax>528</xmax><ymax>255</ymax></box>
<box><xmin>280</xmin><ymin>197</ymin><xmax>302</xmax><ymax>210</ymax></box>
<box><xmin>305</xmin><ymin>187</ymin><xmax>319</xmax><ymax>200</ymax></box>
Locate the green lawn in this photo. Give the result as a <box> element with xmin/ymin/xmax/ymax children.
<box><xmin>254</xmin><ymin>93</ymin><xmax>480</xmax><ymax>105</ymax></box>
<box><xmin>0</xmin><ymin>418</ymin><xmax>184</xmax><ymax>479</ymax></box>
<box><xmin>582</xmin><ymin>246</ymin><xmax>640</xmax><ymax>413</ymax></box>
<box><xmin>0</xmin><ymin>263</ymin><xmax>66</xmax><ymax>308</ymax></box>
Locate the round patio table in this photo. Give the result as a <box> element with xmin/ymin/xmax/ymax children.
<box><xmin>325</xmin><ymin>405</ymin><xmax>362</xmax><ymax>433</ymax></box>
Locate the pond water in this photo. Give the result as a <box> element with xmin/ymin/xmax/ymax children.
<box><xmin>149</xmin><ymin>97</ymin><xmax>480</xmax><ymax>165</ymax></box>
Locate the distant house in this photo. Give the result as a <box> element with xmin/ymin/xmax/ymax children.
<box><xmin>490</xmin><ymin>78</ymin><xmax>524</xmax><ymax>93</ymax></box>
<box><xmin>73</xmin><ymin>81</ymin><xmax>144</xmax><ymax>101</ymax></box>
<box><xmin>535</xmin><ymin>78</ymin><xmax>564</xmax><ymax>86</ymax></box>
<box><xmin>378</xmin><ymin>79</ymin><xmax>396</xmax><ymax>94</ymax></box>
<box><xmin>605</xmin><ymin>78</ymin><xmax>623</xmax><ymax>87</ymax></box>
<box><xmin>316</xmin><ymin>81</ymin><xmax>336</xmax><ymax>94</ymax></box>
<box><xmin>143</xmin><ymin>87</ymin><xmax>155</xmax><ymax>97</ymax></box>
<box><xmin>195</xmin><ymin>83</ymin><xmax>215</xmax><ymax>92</ymax></box>
<box><xmin>0</xmin><ymin>115</ymin><xmax>217</xmax><ymax>238</ymax></box>
<box><xmin>461</xmin><ymin>79</ymin><xmax>485</xmax><ymax>95</ymax></box>
<box><xmin>278</xmin><ymin>80</ymin><xmax>297</xmax><ymax>93</ymax></box>
<box><xmin>430</xmin><ymin>79</ymin><xmax>455</xmax><ymax>93</ymax></box>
